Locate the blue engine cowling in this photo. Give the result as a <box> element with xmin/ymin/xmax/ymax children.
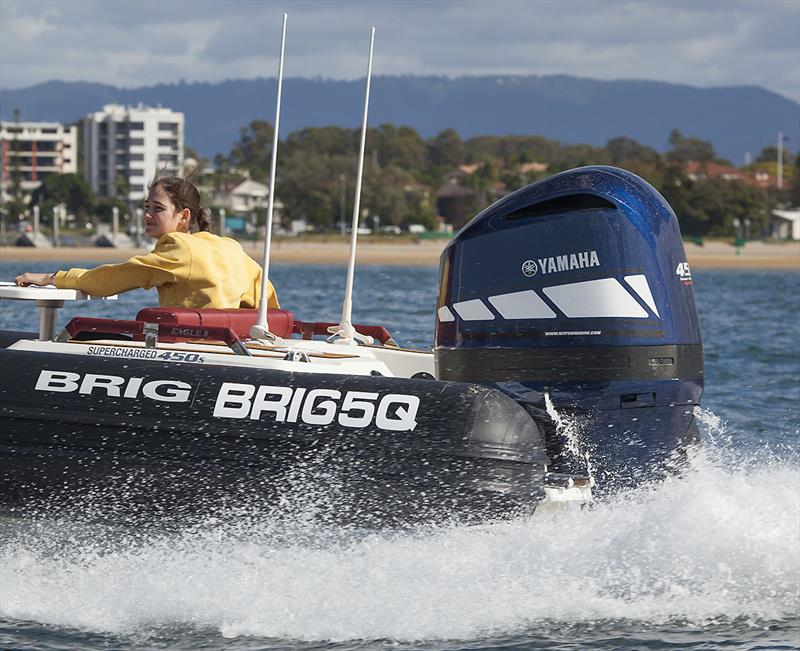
<box><xmin>435</xmin><ymin>166</ymin><xmax>703</xmax><ymax>490</ymax></box>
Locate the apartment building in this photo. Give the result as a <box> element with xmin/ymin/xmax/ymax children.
<box><xmin>83</xmin><ymin>103</ymin><xmax>184</xmax><ymax>202</ymax></box>
<box><xmin>0</xmin><ymin>121</ymin><xmax>78</xmax><ymax>197</ymax></box>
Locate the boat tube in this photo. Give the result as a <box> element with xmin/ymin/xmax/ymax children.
<box><xmin>0</xmin><ymin>166</ymin><xmax>701</xmax><ymax>526</ymax></box>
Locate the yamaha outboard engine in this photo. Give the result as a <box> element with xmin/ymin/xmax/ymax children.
<box><xmin>435</xmin><ymin>166</ymin><xmax>703</xmax><ymax>490</ymax></box>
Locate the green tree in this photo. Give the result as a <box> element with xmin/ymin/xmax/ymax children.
<box><xmin>791</xmin><ymin>152</ymin><xmax>800</xmax><ymax>206</ymax></box>
<box><xmin>371</xmin><ymin>124</ymin><xmax>426</xmax><ymax>172</ymax></box>
<box><xmin>427</xmin><ymin>129</ymin><xmax>465</xmax><ymax>169</ymax></box>
<box><xmin>278</xmin><ymin>150</ymin><xmax>343</xmax><ymax>227</ymax></box>
<box><xmin>659</xmin><ymin>170</ymin><xmax>703</xmax><ymax>235</ymax></box>
<box><xmin>285</xmin><ymin>126</ymin><xmax>355</xmax><ymax>159</ymax></box>
<box><xmin>209</xmin><ymin>153</ymin><xmax>241</xmax><ymax>194</ymax></box>
<box><xmin>362</xmin><ymin>165</ymin><xmax>431</xmax><ymax>226</ymax></box>
<box><xmin>666</xmin><ymin>129</ymin><xmax>715</xmax><ymax>164</ymax></box>
<box><xmin>465</xmin><ymin>134</ymin><xmax>561</xmax><ymax>166</ymax></box>
<box><xmin>217</xmin><ymin>115</ymin><xmax>784</xmax><ymax>238</ymax></box>
<box><xmin>228</xmin><ymin>120</ymin><xmax>275</xmax><ymax>183</ymax></box>
<box><xmin>661</xmin><ymin>173</ymin><xmax>768</xmax><ymax>237</ymax></box>
<box><xmin>89</xmin><ymin>173</ymin><xmax>131</xmax><ymax>226</ymax></box>
<box><xmin>756</xmin><ymin>145</ymin><xmax>792</xmax><ymax>165</ymax></box>
<box><xmin>553</xmin><ymin>143</ymin><xmax>611</xmax><ymax>171</ymax></box>
<box><xmin>274</xmin><ymin>125</ymin><xmax>431</xmax><ymax>228</ymax></box>
<box><xmin>29</xmin><ymin>173</ymin><xmax>94</xmax><ymax>220</ymax></box>
<box><xmin>606</xmin><ymin>137</ymin><xmax>661</xmax><ymax>166</ymax></box>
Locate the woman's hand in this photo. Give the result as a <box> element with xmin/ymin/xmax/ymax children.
<box><xmin>15</xmin><ymin>272</ymin><xmax>56</xmax><ymax>287</ymax></box>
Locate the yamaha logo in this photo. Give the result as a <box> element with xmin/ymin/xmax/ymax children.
<box><xmin>525</xmin><ymin>250</ymin><xmax>601</xmax><ymax>276</ymax></box>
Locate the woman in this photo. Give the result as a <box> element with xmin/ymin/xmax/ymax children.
<box><xmin>14</xmin><ymin>175</ymin><xmax>279</xmax><ymax>310</ymax></box>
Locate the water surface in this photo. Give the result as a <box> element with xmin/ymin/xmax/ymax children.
<box><xmin>0</xmin><ymin>263</ymin><xmax>797</xmax><ymax>651</ymax></box>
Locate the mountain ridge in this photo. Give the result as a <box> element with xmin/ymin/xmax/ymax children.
<box><xmin>1</xmin><ymin>75</ymin><xmax>797</xmax><ymax>163</ymax></box>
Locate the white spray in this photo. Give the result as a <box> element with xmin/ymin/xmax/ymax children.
<box><xmin>543</xmin><ymin>388</ymin><xmax>595</xmax><ymax>481</ymax></box>
<box><xmin>1</xmin><ymin>423</ymin><xmax>798</xmax><ymax>642</ymax></box>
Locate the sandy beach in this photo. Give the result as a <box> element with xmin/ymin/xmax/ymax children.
<box><xmin>1</xmin><ymin>239</ymin><xmax>798</xmax><ymax>269</ymax></box>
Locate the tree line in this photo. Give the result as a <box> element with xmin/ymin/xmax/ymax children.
<box><xmin>11</xmin><ymin>123</ymin><xmax>800</xmax><ymax>239</ymax></box>
<box><xmin>207</xmin><ymin>123</ymin><xmax>799</xmax><ymax>237</ymax></box>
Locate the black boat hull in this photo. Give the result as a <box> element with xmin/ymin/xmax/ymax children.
<box><xmin>0</xmin><ymin>348</ymin><xmax>548</xmax><ymax>527</ymax></box>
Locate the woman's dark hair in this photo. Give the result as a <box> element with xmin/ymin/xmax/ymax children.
<box><xmin>148</xmin><ymin>172</ymin><xmax>213</xmax><ymax>233</ymax></box>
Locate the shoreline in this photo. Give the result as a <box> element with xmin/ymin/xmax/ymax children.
<box><xmin>1</xmin><ymin>240</ymin><xmax>798</xmax><ymax>270</ymax></box>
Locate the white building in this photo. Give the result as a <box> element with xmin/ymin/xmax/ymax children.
<box><xmin>0</xmin><ymin>120</ymin><xmax>78</xmax><ymax>199</ymax></box>
<box><xmin>771</xmin><ymin>209</ymin><xmax>800</xmax><ymax>241</ymax></box>
<box><xmin>210</xmin><ymin>178</ymin><xmax>286</xmax><ymax>235</ymax></box>
<box><xmin>213</xmin><ymin>178</ymin><xmax>274</xmax><ymax>214</ymax></box>
<box><xmin>83</xmin><ymin>103</ymin><xmax>184</xmax><ymax>202</ymax></box>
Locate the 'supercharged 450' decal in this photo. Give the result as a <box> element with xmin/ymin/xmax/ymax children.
<box><xmin>34</xmin><ymin>371</ymin><xmax>420</xmax><ymax>432</ymax></box>
<box><xmin>86</xmin><ymin>346</ymin><xmax>205</xmax><ymax>363</ymax></box>
<box><xmin>214</xmin><ymin>383</ymin><xmax>419</xmax><ymax>432</ymax></box>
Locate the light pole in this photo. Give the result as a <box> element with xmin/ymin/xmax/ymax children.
<box><xmin>112</xmin><ymin>205</ymin><xmax>119</xmax><ymax>246</ymax></box>
<box><xmin>32</xmin><ymin>204</ymin><xmax>39</xmax><ymax>243</ymax></box>
<box><xmin>135</xmin><ymin>207</ymin><xmax>143</xmax><ymax>247</ymax></box>
<box><xmin>777</xmin><ymin>131</ymin><xmax>784</xmax><ymax>190</ymax></box>
<box><xmin>339</xmin><ymin>174</ymin><xmax>346</xmax><ymax>235</ymax></box>
<box><xmin>52</xmin><ymin>205</ymin><xmax>60</xmax><ymax>247</ymax></box>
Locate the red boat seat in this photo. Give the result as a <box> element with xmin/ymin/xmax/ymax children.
<box><xmin>135</xmin><ymin>307</ymin><xmax>295</xmax><ymax>339</ymax></box>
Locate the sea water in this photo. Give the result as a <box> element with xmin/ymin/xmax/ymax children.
<box><xmin>0</xmin><ymin>264</ymin><xmax>797</xmax><ymax>651</ymax></box>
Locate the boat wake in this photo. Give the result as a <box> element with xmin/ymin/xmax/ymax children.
<box><xmin>0</xmin><ymin>411</ymin><xmax>798</xmax><ymax>644</ymax></box>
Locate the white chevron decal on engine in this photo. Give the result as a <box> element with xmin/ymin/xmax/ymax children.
<box><xmin>437</xmin><ymin>305</ymin><xmax>455</xmax><ymax>322</ymax></box>
<box><xmin>623</xmin><ymin>274</ymin><xmax>660</xmax><ymax>317</ymax></box>
<box><xmin>452</xmin><ymin>299</ymin><xmax>495</xmax><ymax>321</ymax></box>
<box><xmin>488</xmin><ymin>290</ymin><xmax>557</xmax><ymax>319</ymax></box>
<box><xmin>543</xmin><ymin>278</ymin><xmax>649</xmax><ymax>318</ymax></box>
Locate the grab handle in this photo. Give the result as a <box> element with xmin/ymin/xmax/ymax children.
<box><xmin>59</xmin><ymin>317</ymin><xmax>252</xmax><ymax>356</ymax></box>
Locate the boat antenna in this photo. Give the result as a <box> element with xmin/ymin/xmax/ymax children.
<box><xmin>250</xmin><ymin>12</ymin><xmax>288</xmax><ymax>342</ymax></box>
<box><xmin>328</xmin><ymin>26</ymin><xmax>376</xmax><ymax>345</ymax></box>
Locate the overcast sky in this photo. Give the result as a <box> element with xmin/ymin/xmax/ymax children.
<box><xmin>1</xmin><ymin>0</ymin><xmax>798</xmax><ymax>102</ymax></box>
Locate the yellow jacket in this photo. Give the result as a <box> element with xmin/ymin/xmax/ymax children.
<box><xmin>54</xmin><ymin>231</ymin><xmax>279</xmax><ymax>309</ymax></box>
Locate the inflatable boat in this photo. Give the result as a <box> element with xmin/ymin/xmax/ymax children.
<box><xmin>0</xmin><ymin>166</ymin><xmax>703</xmax><ymax>526</ymax></box>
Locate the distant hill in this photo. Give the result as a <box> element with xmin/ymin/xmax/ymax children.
<box><xmin>1</xmin><ymin>75</ymin><xmax>797</xmax><ymax>164</ymax></box>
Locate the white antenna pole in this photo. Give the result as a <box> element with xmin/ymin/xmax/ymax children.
<box><xmin>330</xmin><ymin>26</ymin><xmax>375</xmax><ymax>345</ymax></box>
<box><xmin>251</xmin><ymin>12</ymin><xmax>288</xmax><ymax>341</ymax></box>
<box><xmin>250</xmin><ymin>14</ymin><xmax>287</xmax><ymax>340</ymax></box>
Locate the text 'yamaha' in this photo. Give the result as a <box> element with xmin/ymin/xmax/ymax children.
<box><xmin>535</xmin><ymin>250</ymin><xmax>600</xmax><ymax>275</ymax></box>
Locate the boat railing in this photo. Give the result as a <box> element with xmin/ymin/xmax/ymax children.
<box><xmin>56</xmin><ymin>317</ymin><xmax>252</xmax><ymax>357</ymax></box>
